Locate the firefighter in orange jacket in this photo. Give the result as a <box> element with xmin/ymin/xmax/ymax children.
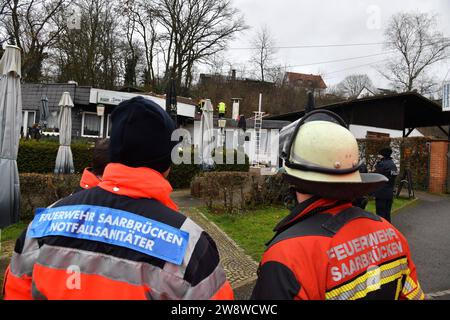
<box><xmin>3</xmin><ymin>97</ymin><xmax>234</xmax><ymax>300</ymax></box>
<box><xmin>251</xmin><ymin>110</ymin><xmax>424</xmax><ymax>300</ymax></box>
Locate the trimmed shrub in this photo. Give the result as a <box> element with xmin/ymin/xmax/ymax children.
<box><xmin>399</xmin><ymin>137</ymin><xmax>430</xmax><ymax>191</ymax></box>
<box><xmin>18</xmin><ymin>139</ymin><xmax>93</xmax><ymax>174</ymax></box>
<box><xmin>17</xmin><ymin>140</ymin><xmax>249</xmax><ymax>190</ymax></box>
<box><xmin>358</xmin><ymin>137</ymin><xmax>430</xmax><ymax>191</ymax></box>
<box><xmin>168</xmin><ymin>163</ymin><xmax>202</xmax><ymax>189</ymax></box>
<box><xmin>19</xmin><ymin>173</ymin><xmax>81</xmax><ymax>220</ymax></box>
<box><xmin>197</xmin><ymin>172</ymin><xmax>251</xmax><ymax>213</ymax></box>
<box><xmin>193</xmin><ymin>172</ymin><xmax>291</xmax><ymax>214</ymax></box>
<box><xmin>169</xmin><ymin>148</ymin><xmax>250</xmax><ymax>189</ymax></box>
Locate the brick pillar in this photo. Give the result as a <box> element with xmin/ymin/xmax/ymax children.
<box><xmin>428</xmin><ymin>141</ymin><xmax>449</xmax><ymax>193</ymax></box>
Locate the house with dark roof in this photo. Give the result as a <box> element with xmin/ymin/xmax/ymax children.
<box><xmin>21</xmin><ymin>83</ymin><xmax>197</xmax><ymax>139</ymax></box>
<box><xmin>284</xmin><ymin>72</ymin><xmax>327</xmax><ymax>95</ymax></box>
<box><xmin>21</xmin><ymin>83</ymin><xmax>91</xmax><ymax>138</ymax></box>
<box><xmin>22</xmin><ymin>83</ymin><xmax>289</xmax><ymax>166</ymax></box>
<box><xmin>265</xmin><ymin>91</ymin><xmax>450</xmax><ymax>139</ymax></box>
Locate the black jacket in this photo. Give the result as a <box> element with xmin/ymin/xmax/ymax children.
<box><xmin>374</xmin><ymin>157</ymin><xmax>398</xmax><ymax>199</ymax></box>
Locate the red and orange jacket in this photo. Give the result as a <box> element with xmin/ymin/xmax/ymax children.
<box><xmin>3</xmin><ymin>163</ymin><xmax>234</xmax><ymax>300</ymax></box>
<box><xmin>251</xmin><ymin>196</ymin><xmax>424</xmax><ymax>300</ymax></box>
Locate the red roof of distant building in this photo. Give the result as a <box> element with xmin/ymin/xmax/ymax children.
<box><xmin>285</xmin><ymin>72</ymin><xmax>327</xmax><ymax>89</ymax></box>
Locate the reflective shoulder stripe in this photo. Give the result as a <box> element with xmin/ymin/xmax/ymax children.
<box><xmin>27</xmin><ymin>205</ymin><xmax>190</xmax><ymax>265</ymax></box>
<box><xmin>183</xmin><ymin>264</ymin><xmax>227</xmax><ymax>300</ymax></box>
<box><xmin>9</xmin><ymin>223</ymin><xmax>40</xmax><ymax>277</ymax></box>
<box><xmin>163</xmin><ymin>217</ymin><xmax>204</xmax><ymax>278</ymax></box>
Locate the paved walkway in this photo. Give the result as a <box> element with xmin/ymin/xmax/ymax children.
<box><xmin>393</xmin><ymin>192</ymin><xmax>450</xmax><ymax>300</ymax></box>
<box><xmin>173</xmin><ymin>189</ymin><xmax>259</xmax><ymax>299</ymax></box>
<box><xmin>181</xmin><ymin>207</ymin><xmax>258</xmax><ymax>299</ymax></box>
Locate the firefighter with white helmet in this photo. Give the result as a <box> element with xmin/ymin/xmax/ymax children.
<box><xmin>251</xmin><ymin>110</ymin><xmax>424</xmax><ymax>300</ymax></box>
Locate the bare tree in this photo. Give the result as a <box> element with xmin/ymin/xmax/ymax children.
<box><xmin>336</xmin><ymin>74</ymin><xmax>374</xmax><ymax>98</ymax></box>
<box><xmin>155</xmin><ymin>0</ymin><xmax>247</xmax><ymax>93</ymax></box>
<box><xmin>52</xmin><ymin>0</ymin><xmax>122</xmax><ymax>88</ymax></box>
<box><xmin>382</xmin><ymin>12</ymin><xmax>450</xmax><ymax>92</ymax></box>
<box><xmin>0</xmin><ymin>0</ymin><xmax>68</xmax><ymax>81</ymax></box>
<box><xmin>206</xmin><ymin>52</ymin><xmax>227</xmax><ymax>75</ymax></box>
<box><xmin>123</xmin><ymin>0</ymin><xmax>160</xmax><ymax>90</ymax></box>
<box><xmin>250</xmin><ymin>25</ymin><xmax>277</xmax><ymax>82</ymax></box>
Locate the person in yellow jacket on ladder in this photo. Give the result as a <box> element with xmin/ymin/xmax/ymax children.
<box><xmin>218</xmin><ymin>101</ymin><xmax>226</xmax><ymax>118</ymax></box>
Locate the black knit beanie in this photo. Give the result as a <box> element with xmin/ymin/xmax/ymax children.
<box><xmin>378</xmin><ymin>148</ymin><xmax>393</xmax><ymax>158</ymax></box>
<box><xmin>109</xmin><ymin>96</ymin><xmax>176</xmax><ymax>173</ymax></box>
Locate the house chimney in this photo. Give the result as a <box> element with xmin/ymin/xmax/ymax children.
<box><xmin>305</xmin><ymin>91</ymin><xmax>315</xmax><ymax>114</ymax></box>
<box><xmin>231</xmin><ymin>69</ymin><xmax>236</xmax><ymax>80</ymax></box>
<box><xmin>232</xmin><ymin>98</ymin><xmax>241</xmax><ymax>120</ymax></box>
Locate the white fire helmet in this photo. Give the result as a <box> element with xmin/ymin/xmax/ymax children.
<box><xmin>280</xmin><ymin>110</ymin><xmax>387</xmax><ymax>200</ymax></box>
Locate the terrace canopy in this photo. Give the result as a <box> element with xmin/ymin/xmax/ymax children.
<box><xmin>267</xmin><ymin>92</ymin><xmax>450</xmax><ymax>138</ymax></box>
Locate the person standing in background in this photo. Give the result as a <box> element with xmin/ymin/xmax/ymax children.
<box><xmin>374</xmin><ymin>148</ymin><xmax>399</xmax><ymax>222</ymax></box>
<box><xmin>218</xmin><ymin>101</ymin><xmax>226</xmax><ymax>118</ymax></box>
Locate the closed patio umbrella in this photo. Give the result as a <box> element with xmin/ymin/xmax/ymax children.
<box><xmin>54</xmin><ymin>92</ymin><xmax>74</xmax><ymax>174</ymax></box>
<box><xmin>200</xmin><ymin>99</ymin><xmax>215</xmax><ymax>168</ymax></box>
<box><xmin>165</xmin><ymin>78</ymin><xmax>178</xmax><ymax>127</ymax></box>
<box><xmin>39</xmin><ymin>95</ymin><xmax>49</xmax><ymax>126</ymax></box>
<box><xmin>0</xmin><ymin>45</ymin><xmax>22</xmax><ymax>228</ymax></box>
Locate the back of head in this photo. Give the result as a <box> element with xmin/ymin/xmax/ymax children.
<box><xmin>92</xmin><ymin>139</ymin><xmax>110</xmax><ymax>176</ymax></box>
<box><xmin>281</xmin><ymin>110</ymin><xmax>388</xmax><ymax>200</ymax></box>
<box><xmin>109</xmin><ymin>96</ymin><xmax>176</xmax><ymax>173</ymax></box>
<box><xmin>378</xmin><ymin>148</ymin><xmax>393</xmax><ymax>159</ymax></box>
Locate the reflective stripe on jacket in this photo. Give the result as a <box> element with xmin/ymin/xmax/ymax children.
<box><xmin>3</xmin><ymin>163</ymin><xmax>234</xmax><ymax>300</ymax></box>
<box><xmin>251</xmin><ymin>197</ymin><xmax>423</xmax><ymax>300</ymax></box>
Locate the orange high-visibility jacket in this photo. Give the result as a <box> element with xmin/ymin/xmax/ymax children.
<box><xmin>3</xmin><ymin>163</ymin><xmax>234</xmax><ymax>300</ymax></box>
<box><xmin>251</xmin><ymin>197</ymin><xmax>424</xmax><ymax>300</ymax></box>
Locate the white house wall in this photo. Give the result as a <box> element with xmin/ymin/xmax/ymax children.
<box><xmin>184</xmin><ymin>122</ymin><xmax>280</xmax><ymax>166</ymax></box>
<box><xmin>89</xmin><ymin>88</ymin><xmax>196</xmax><ymax>118</ymax></box>
<box><xmin>349</xmin><ymin>124</ymin><xmax>423</xmax><ymax>139</ymax></box>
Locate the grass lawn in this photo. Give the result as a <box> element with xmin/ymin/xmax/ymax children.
<box><xmin>1</xmin><ymin>222</ymin><xmax>28</xmax><ymax>245</ymax></box>
<box><xmin>1</xmin><ymin>221</ymin><xmax>29</xmax><ymax>298</ymax></box>
<box><xmin>203</xmin><ymin>198</ymin><xmax>415</xmax><ymax>262</ymax></box>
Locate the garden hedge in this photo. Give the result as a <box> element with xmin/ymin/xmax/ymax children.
<box><xmin>358</xmin><ymin>137</ymin><xmax>430</xmax><ymax>191</ymax></box>
<box><xmin>168</xmin><ymin>148</ymin><xmax>250</xmax><ymax>189</ymax></box>
<box><xmin>191</xmin><ymin>172</ymin><xmax>292</xmax><ymax>213</ymax></box>
<box><xmin>18</xmin><ymin>139</ymin><xmax>93</xmax><ymax>173</ymax></box>
<box><xmin>19</xmin><ymin>173</ymin><xmax>81</xmax><ymax>220</ymax></box>
<box><xmin>17</xmin><ymin>140</ymin><xmax>249</xmax><ymax>190</ymax></box>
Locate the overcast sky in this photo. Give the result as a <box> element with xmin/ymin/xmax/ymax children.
<box><xmin>222</xmin><ymin>0</ymin><xmax>450</xmax><ymax>89</ymax></box>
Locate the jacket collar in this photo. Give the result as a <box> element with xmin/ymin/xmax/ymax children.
<box><xmin>98</xmin><ymin>163</ymin><xmax>178</xmax><ymax>211</ymax></box>
<box><xmin>274</xmin><ymin>196</ymin><xmax>352</xmax><ymax>233</ymax></box>
<box><xmin>80</xmin><ymin>168</ymin><xmax>102</xmax><ymax>190</ymax></box>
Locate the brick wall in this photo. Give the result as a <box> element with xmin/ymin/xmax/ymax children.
<box><xmin>428</xmin><ymin>141</ymin><xmax>449</xmax><ymax>194</ymax></box>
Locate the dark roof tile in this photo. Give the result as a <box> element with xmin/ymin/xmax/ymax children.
<box><xmin>22</xmin><ymin>83</ymin><xmax>90</xmax><ymax>111</ymax></box>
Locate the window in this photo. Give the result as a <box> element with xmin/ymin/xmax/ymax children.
<box><xmin>21</xmin><ymin>110</ymin><xmax>36</xmax><ymax>137</ymax></box>
<box><xmin>46</xmin><ymin>111</ymin><xmax>60</xmax><ymax>131</ymax></box>
<box><xmin>82</xmin><ymin>112</ymin><xmax>104</xmax><ymax>138</ymax></box>
<box><xmin>366</xmin><ymin>131</ymin><xmax>390</xmax><ymax>139</ymax></box>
